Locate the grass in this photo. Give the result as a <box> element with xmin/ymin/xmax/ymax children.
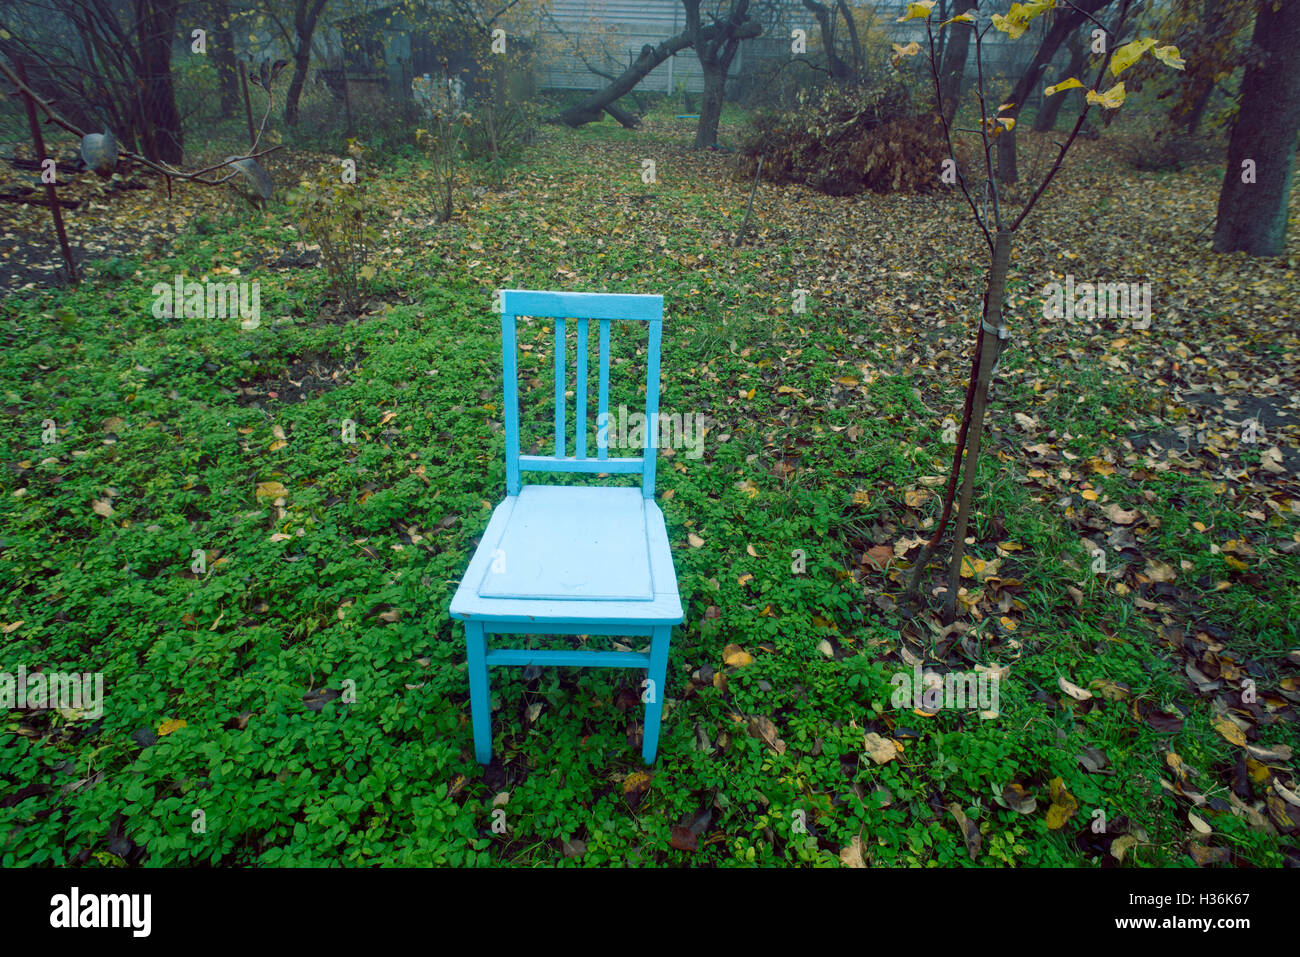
<box><xmin>0</xmin><ymin>106</ymin><xmax>1295</xmax><ymax>868</ymax></box>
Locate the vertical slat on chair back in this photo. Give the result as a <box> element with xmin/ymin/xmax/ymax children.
<box><xmin>500</xmin><ymin>290</ymin><xmax>663</xmax><ymax>498</ymax></box>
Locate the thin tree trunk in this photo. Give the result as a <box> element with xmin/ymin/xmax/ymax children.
<box><xmin>1212</xmin><ymin>0</ymin><xmax>1300</xmax><ymax>256</ymax></box>
<box><xmin>240</xmin><ymin>60</ymin><xmax>255</xmax><ymax>146</ymax></box>
<box><xmin>734</xmin><ymin>156</ymin><xmax>763</xmax><ymax>246</ymax></box>
<box><xmin>136</xmin><ymin>0</ymin><xmax>184</xmax><ymax>163</ymax></box>
<box><xmin>284</xmin><ymin>0</ymin><xmax>328</xmax><ymax>127</ymax></box>
<box><xmin>1183</xmin><ymin>82</ymin><xmax>1213</xmax><ymax>135</ymax></box>
<box><xmin>15</xmin><ymin>57</ymin><xmax>76</xmax><ymax>281</ymax></box>
<box><xmin>211</xmin><ymin>0</ymin><xmax>240</xmax><ymax>118</ymax></box>
<box><xmin>836</xmin><ymin>0</ymin><xmax>863</xmax><ymax>76</ymax></box>
<box><xmin>802</xmin><ymin>0</ymin><xmax>852</xmax><ymax>80</ymax></box>
<box><xmin>1033</xmin><ymin>27</ymin><xmax>1085</xmax><ymax>132</ymax></box>
<box><xmin>942</xmin><ymin>230</ymin><xmax>1012</xmax><ymax>624</ymax></box>
<box><xmin>938</xmin><ymin>2</ymin><xmax>976</xmax><ymax>124</ymax></box>
<box><xmin>997</xmin><ymin>0</ymin><xmax>1112</xmax><ymax>183</ymax></box>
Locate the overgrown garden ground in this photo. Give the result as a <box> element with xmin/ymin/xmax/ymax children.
<box><xmin>1</xmin><ymin>104</ymin><xmax>1297</xmax><ymax>866</ymax></box>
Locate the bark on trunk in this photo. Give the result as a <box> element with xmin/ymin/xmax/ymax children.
<box><xmin>836</xmin><ymin>0</ymin><xmax>863</xmax><ymax>76</ymax></box>
<box><xmin>942</xmin><ymin>230</ymin><xmax>1012</xmax><ymax>624</ymax></box>
<box><xmin>1183</xmin><ymin>83</ymin><xmax>1213</xmax><ymax>135</ymax></box>
<box><xmin>938</xmin><ymin>2</ymin><xmax>976</xmax><ymax>124</ymax></box>
<box><xmin>604</xmin><ymin>102</ymin><xmax>642</xmax><ymax>129</ymax></box>
<box><xmin>136</xmin><ymin>0</ymin><xmax>183</xmax><ymax>163</ymax></box>
<box><xmin>1212</xmin><ymin>0</ymin><xmax>1300</xmax><ymax>256</ymax></box>
<box><xmin>996</xmin><ymin>0</ymin><xmax>1112</xmax><ymax>183</ymax></box>
<box><xmin>211</xmin><ymin>0</ymin><xmax>239</xmax><ymax>118</ymax></box>
<box><xmin>695</xmin><ymin>66</ymin><xmax>727</xmax><ymax>148</ymax></box>
<box><xmin>802</xmin><ymin>0</ymin><xmax>852</xmax><ymax>80</ymax></box>
<box><xmin>550</xmin><ymin>6</ymin><xmax>758</xmax><ymax>132</ymax></box>
<box><xmin>549</xmin><ymin>30</ymin><xmax>698</xmax><ymax>127</ymax></box>
<box><xmin>284</xmin><ymin>0</ymin><xmax>328</xmax><ymax>127</ymax></box>
<box><xmin>1033</xmin><ymin>27</ymin><xmax>1086</xmax><ymax>132</ymax></box>
<box><xmin>685</xmin><ymin>0</ymin><xmax>755</xmax><ymax>150</ymax></box>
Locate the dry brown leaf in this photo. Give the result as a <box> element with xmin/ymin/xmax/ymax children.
<box><xmin>839</xmin><ymin>835</ymin><xmax>866</xmax><ymax>868</ymax></box>
<box><xmin>748</xmin><ymin>715</ymin><xmax>787</xmax><ymax>755</ymax></box>
<box><xmin>1058</xmin><ymin>676</ymin><xmax>1093</xmax><ymax>701</ymax></box>
<box><xmin>948</xmin><ymin>802</ymin><xmax>982</xmax><ymax>861</ymax></box>
<box><xmin>863</xmin><ymin>732</ymin><xmax>899</xmax><ymax>765</ymax></box>
<box><xmin>1106</xmin><ymin>503</ymin><xmax>1138</xmax><ymax>525</ymax></box>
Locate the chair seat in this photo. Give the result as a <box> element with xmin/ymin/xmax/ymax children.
<box><xmin>450</xmin><ymin>486</ymin><xmax>683</xmax><ymax>626</ymax></box>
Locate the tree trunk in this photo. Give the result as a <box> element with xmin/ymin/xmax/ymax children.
<box><xmin>1212</xmin><ymin>0</ymin><xmax>1300</xmax><ymax>256</ymax></box>
<box><xmin>938</xmin><ymin>2</ymin><xmax>977</xmax><ymax>124</ymax></box>
<box><xmin>936</xmin><ymin>0</ymin><xmax>949</xmax><ymax>65</ymax></box>
<box><xmin>1033</xmin><ymin>27</ymin><xmax>1086</xmax><ymax>132</ymax></box>
<box><xmin>942</xmin><ymin>230</ymin><xmax>1012</xmax><ymax>624</ymax></box>
<box><xmin>1183</xmin><ymin>81</ymin><xmax>1213</xmax><ymax>135</ymax></box>
<box><xmin>685</xmin><ymin>0</ymin><xmax>755</xmax><ymax>150</ymax></box>
<box><xmin>284</xmin><ymin>0</ymin><xmax>328</xmax><ymax>127</ymax></box>
<box><xmin>695</xmin><ymin>64</ymin><xmax>726</xmax><ymax>147</ymax></box>
<box><xmin>836</xmin><ymin>0</ymin><xmax>863</xmax><ymax>76</ymax></box>
<box><xmin>604</xmin><ymin>102</ymin><xmax>642</xmax><ymax>129</ymax></box>
<box><xmin>996</xmin><ymin>0</ymin><xmax>1113</xmax><ymax>183</ymax></box>
<box><xmin>802</xmin><ymin>0</ymin><xmax>852</xmax><ymax>80</ymax></box>
<box><xmin>549</xmin><ymin>30</ymin><xmax>698</xmax><ymax>126</ymax></box>
<box><xmin>136</xmin><ymin>0</ymin><xmax>184</xmax><ymax>163</ymax></box>
<box><xmin>550</xmin><ymin>7</ymin><xmax>758</xmax><ymax>130</ymax></box>
<box><xmin>211</xmin><ymin>0</ymin><xmax>240</xmax><ymax>118</ymax></box>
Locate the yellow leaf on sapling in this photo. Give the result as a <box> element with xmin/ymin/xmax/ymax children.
<box><xmin>897</xmin><ymin>1</ymin><xmax>935</xmax><ymax>22</ymax></box>
<box><xmin>1152</xmin><ymin>45</ymin><xmax>1185</xmax><ymax>70</ymax></box>
<box><xmin>1045</xmin><ymin>77</ymin><xmax>1084</xmax><ymax>96</ymax></box>
<box><xmin>1086</xmin><ymin>82</ymin><xmax>1127</xmax><ymax>110</ymax></box>
<box><xmin>1110</xmin><ymin>38</ymin><xmax>1157</xmax><ymax>77</ymax></box>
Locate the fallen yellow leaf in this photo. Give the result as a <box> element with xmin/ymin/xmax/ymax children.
<box><xmin>1213</xmin><ymin>716</ymin><xmax>1247</xmax><ymax>747</ymax></box>
<box><xmin>723</xmin><ymin>644</ymin><xmax>754</xmax><ymax>667</ymax></box>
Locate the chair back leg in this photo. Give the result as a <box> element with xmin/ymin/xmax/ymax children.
<box><xmin>641</xmin><ymin>625</ymin><xmax>672</xmax><ymax>764</ymax></box>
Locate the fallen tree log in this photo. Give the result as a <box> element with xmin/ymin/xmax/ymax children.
<box><xmin>604</xmin><ymin>102</ymin><xmax>642</xmax><ymax>129</ymax></box>
<box><xmin>549</xmin><ymin>18</ymin><xmax>758</xmax><ymax>128</ymax></box>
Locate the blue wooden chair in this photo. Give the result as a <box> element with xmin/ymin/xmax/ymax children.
<box><xmin>449</xmin><ymin>290</ymin><xmax>684</xmax><ymax>765</ymax></box>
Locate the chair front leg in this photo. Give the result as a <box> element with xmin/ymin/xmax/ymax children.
<box><xmin>465</xmin><ymin>621</ymin><xmax>492</xmax><ymax>764</ymax></box>
<box><xmin>642</xmin><ymin>625</ymin><xmax>672</xmax><ymax>764</ymax></box>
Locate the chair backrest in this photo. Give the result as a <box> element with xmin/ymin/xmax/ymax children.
<box><xmin>500</xmin><ymin>289</ymin><xmax>664</xmax><ymax>499</ymax></box>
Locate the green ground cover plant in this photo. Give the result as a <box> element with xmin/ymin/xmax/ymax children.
<box><xmin>0</xmin><ymin>104</ymin><xmax>1296</xmax><ymax>868</ymax></box>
